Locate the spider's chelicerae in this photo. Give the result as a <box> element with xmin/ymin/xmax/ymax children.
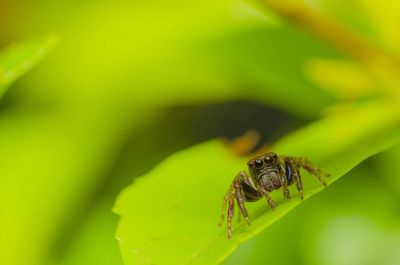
<box><xmin>219</xmin><ymin>152</ymin><xmax>329</xmax><ymax>239</ymax></box>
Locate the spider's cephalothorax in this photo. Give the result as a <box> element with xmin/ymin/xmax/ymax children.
<box><xmin>219</xmin><ymin>152</ymin><xmax>329</xmax><ymax>239</ymax></box>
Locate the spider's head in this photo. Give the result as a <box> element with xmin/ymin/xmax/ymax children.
<box><xmin>247</xmin><ymin>152</ymin><xmax>279</xmax><ymax>176</ymax></box>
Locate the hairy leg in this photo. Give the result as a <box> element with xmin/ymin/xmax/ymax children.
<box><xmin>234</xmin><ymin>179</ymin><xmax>250</xmax><ymax>225</ymax></box>
<box><xmin>293</xmin><ymin>163</ymin><xmax>304</xmax><ymax>199</ymax></box>
<box><xmin>227</xmin><ymin>197</ymin><xmax>235</xmax><ymax>239</ymax></box>
<box><xmin>218</xmin><ymin>184</ymin><xmax>233</xmax><ymax>226</ymax></box>
<box><xmin>233</xmin><ymin>171</ymin><xmax>259</xmax><ymax>225</ymax></box>
<box><xmin>220</xmin><ymin>171</ymin><xmax>261</xmax><ymax>238</ymax></box>
<box><xmin>256</xmin><ymin>184</ymin><xmax>276</xmax><ymax>209</ymax></box>
<box><xmin>292</xmin><ymin>157</ymin><xmax>328</xmax><ymax>186</ymax></box>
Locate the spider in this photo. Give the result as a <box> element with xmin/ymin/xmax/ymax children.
<box><xmin>219</xmin><ymin>152</ymin><xmax>329</xmax><ymax>239</ymax></box>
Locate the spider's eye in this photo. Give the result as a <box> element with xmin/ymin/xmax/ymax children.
<box><xmin>273</xmin><ymin>153</ymin><xmax>278</xmax><ymax>158</ymax></box>
<box><xmin>254</xmin><ymin>159</ymin><xmax>263</xmax><ymax>168</ymax></box>
<box><xmin>264</xmin><ymin>155</ymin><xmax>274</xmax><ymax>165</ymax></box>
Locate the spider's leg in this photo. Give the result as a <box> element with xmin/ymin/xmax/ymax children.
<box><xmin>279</xmin><ymin>160</ymin><xmax>291</xmax><ymax>200</ymax></box>
<box><xmin>218</xmin><ymin>184</ymin><xmax>233</xmax><ymax>226</ymax></box>
<box><xmin>234</xmin><ymin>172</ymin><xmax>252</xmax><ymax>225</ymax></box>
<box><xmin>256</xmin><ymin>184</ymin><xmax>276</xmax><ymax>210</ymax></box>
<box><xmin>294</xmin><ymin>163</ymin><xmax>304</xmax><ymax>199</ymax></box>
<box><xmin>221</xmin><ymin>171</ymin><xmax>261</xmax><ymax>238</ymax></box>
<box><xmin>234</xmin><ymin>171</ymin><xmax>261</xmax><ymax>226</ymax></box>
<box><xmin>227</xmin><ymin>197</ymin><xmax>235</xmax><ymax>239</ymax></box>
<box><xmin>291</xmin><ymin>157</ymin><xmax>328</xmax><ymax>186</ymax></box>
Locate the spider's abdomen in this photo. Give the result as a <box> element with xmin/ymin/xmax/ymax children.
<box><xmin>239</xmin><ymin>179</ymin><xmax>261</xmax><ymax>202</ymax></box>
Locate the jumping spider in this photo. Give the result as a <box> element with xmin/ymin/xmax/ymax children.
<box><xmin>219</xmin><ymin>152</ymin><xmax>329</xmax><ymax>239</ymax></box>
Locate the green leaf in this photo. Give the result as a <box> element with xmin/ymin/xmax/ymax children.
<box><xmin>0</xmin><ymin>35</ymin><xmax>58</xmax><ymax>96</ymax></box>
<box><xmin>208</xmin><ymin>26</ymin><xmax>339</xmax><ymax>117</ymax></box>
<box><xmin>113</xmin><ymin>100</ymin><xmax>400</xmax><ymax>265</ymax></box>
<box><xmin>57</xmin><ymin>200</ymin><xmax>124</xmax><ymax>265</ymax></box>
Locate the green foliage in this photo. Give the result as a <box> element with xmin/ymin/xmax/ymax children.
<box><xmin>208</xmin><ymin>26</ymin><xmax>339</xmax><ymax>117</ymax></box>
<box><xmin>58</xmin><ymin>200</ymin><xmax>124</xmax><ymax>265</ymax></box>
<box><xmin>0</xmin><ymin>35</ymin><xmax>58</xmax><ymax>96</ymax></box>
<box><xmin>114</xmin><ymin>100</ymin><xmax>400</xmax><ymax>265</ymax></box>
<box><xmin>2</xmin><ymin>1</ymin><xmax>400</xmax><ymax>265</ymax></box>
<box><xmin>0</xmin><ymin>36</ymin><xmax>58</xmax><ymax>265</ymax></box>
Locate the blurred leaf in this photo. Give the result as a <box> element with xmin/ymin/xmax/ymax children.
<box><xmin>114</xmin><ymin>100</ymin><xmax>400</xmax><ymax>265</ymax></box>
<box><xmin>308</xmin><ymin>0</ymin><xmax>400</xmax><ymax>57</ymax></box>
<box><xmin>258</xmin><ymin>0</ymin><xmax>400</xmax><ymax>101</ymax></box>
<box><xmin>358</xmin><ymin>0</ymin><xmax>400</xmax><ymax>56</ymax></box>
<box><xmin>0</xmin><ymin>35</ymin><xmax>58</xmax><ymax>96</ymax></box>
<box><xmin>28</xmin><ymin>1</ymin><xmax>342</xmax><ymax>118</ymax></box>
<box><xmin>303</xmin><ymin>58</ymin><xmax>378</xmax><ymax>100</ymax></box>
<box><xmin>57</xmin><ymin>200</ymin><xmax>124</xmax><ymax>265</ymax></box>
<box><xmin>374</xmin><ymin>143</ymin><xmax>400</xmax><ymax>197</ymax></box>
<box><xmin>208</xmin><ymin>26</ymin><xmax>339</xmax><ymax>117</ymax></box>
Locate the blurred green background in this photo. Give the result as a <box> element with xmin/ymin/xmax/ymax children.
<box><xmin>0</xmin><ymin>0</ymin><xmax>400</xmax><ymax>265</ymax></box>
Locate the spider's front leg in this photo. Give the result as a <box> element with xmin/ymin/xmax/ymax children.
<box><xmin>219</xmin><ymin>171</ymin><xmax>261</xmax><ymax>239</ymax></box>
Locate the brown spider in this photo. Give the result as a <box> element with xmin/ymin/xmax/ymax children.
<box><xmin>219</xmin><ymin>152</ymin><xmax>329</xmax><ymax>239</ymax></box>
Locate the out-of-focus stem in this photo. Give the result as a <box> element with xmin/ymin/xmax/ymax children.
<box><xmin>261</xmin><ymin>0</ymin><xmax>400</xmax><ymax>97</ymax></box>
